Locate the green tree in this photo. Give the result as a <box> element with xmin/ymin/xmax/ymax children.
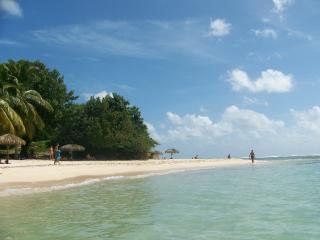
<box><xmin>84</xmin><ymin>94</ymin><xmax>157</xmax><ymax>159</ymax></box>
<box><xmin>56</xmin><ymin>94</ymin><xmax>157</xmax><ymax>159</ymax></box>
<box><xmin>3</xmin><ymin>60</ymin><xmax>53</xmax><ymax>140</ymax></box>
<box><xmin>0</xmin><ymin>65</ymin><xmax>25</xmax><ymax>135</ymax></box>
<box><xmin>1</xmin><ymin>59</ymin><xmax>157</xmax><ymax>160</ymax></box>
<box><xmin>1</xmin><ymin>59</ymin><xmax>77</xmax><ymax>141</ymax></box>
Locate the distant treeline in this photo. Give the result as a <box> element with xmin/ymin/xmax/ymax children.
<box><xmin>0</xmin><ymin>60</ymin><xmax>157</xmax><ymax>159</ymax></box>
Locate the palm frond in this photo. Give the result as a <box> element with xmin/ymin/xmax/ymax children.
<box><xmin>27</xmin><ymin>102</ymin><xmax>45</xmax><ymax>130</ymax></box>
<box><xmin>0</xmin><ymin>107</ymin><xmax>15</xmax><ymax>134</ymax></box>
<box><xmin>0</xmin><ymin>99</ymin><xmax>26</xmax><ymax>135</ymax></box>
<box><xmin>24</xmin><ymin>90</ymin><xmax>53</xmax><ymax>112</ymax></box>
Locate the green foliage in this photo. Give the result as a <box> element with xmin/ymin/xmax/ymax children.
<box><xmin>3</xmin><ymin>60</ymin><xmax>77</xmax><ymax>141</ymax></box>
<box><xmin>56</xmin><ymin>94</ymin><xmax>157</xmax><ymax>159</ymax></box>
<box><xmin>0</xmin><ymin>59</ymin><xmax>157</xmax><ymax>159</ymax></box>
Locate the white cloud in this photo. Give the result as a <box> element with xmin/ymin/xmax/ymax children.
<box><xmin>0</xmin><ymin>39</ymin><xmax>21</xmax><ymax>45</ymax></box>
<box><xmin>208</xmin><ymin>19</ymin><xmax>231</xmax><ymax>37</ymax></box>
<box><xmin>253</xmin><ymin>29</ymin><xmax>278</xmax><ymax>39</ymax></box>
<box><xmin>228</xmin><ymin>69</ymin><xmax>293</xmax><ymax>93</ymax></box>
<box><xmin>166</xmin><ymin>112</ymin><xmax>232</xmax><ymax>140</ymax></box>
<box><xmin>291</xmin><ymin>106</ymin><xmax>320</xmax><ymax>133</ymax></box>
<box><xmin>272</xmin><ymin>0</ymin><xmax>294</xmax><ymax>13</ymax></box>
<box><xmin>200</xmin><ymin>106</ymin><xmax>209</xmax><ymax>113</ymax></box>
<box><xmin>33</xmin><ymin>21</ymin><xmax>160</xmax><ymax>58</ymax></box>
<box><xmin>247</xmin><ymin>51</ymin><xmax>283</xmax><ymax>62</ymax></box>
<box><xmin>0</xmin><ymin>0</ymin><xmax>22</xmax><ymax>17</ymax></box>
<box><xmin>163</xmin><ymin>106</ymin><xmax>283</xmax><ymax>141</ymax></box>
<box><xmin>167</xmin><ymin>112</ymin><xmax>183</xmax><ymax>125</ymax></box>
<box><xmin>145</xmin><ymin>122</ymin><xmax>162</xmax><ymax>141</ymax></box>
<box><xmin>114</xmin><ymin>84</ymin><xmax>135</xmax><ymax>92</ymax></box>
<box><xmin>151</xmin><ymin>106</ymin><xmax>320</xmax><ymax>157</ymax></box>
<box><xmin>286</xmin><ymin>28</ymin><xmax>313</xmax><ymax>41</ymax></box>
<box><xmin>32</xmin><ymin>20</ymin><xmax>226</xmax><ymax>61</ymax></box>
<box><xmin>222</xmin><ymin>106</ymin><xmax>284</xmax><ymax>137</ymax></box>
<box><xmin>83</xmin><ymin>90</ymin><xmax>113</xmax><ymax>100</ymax></box>
<box><xmin>243</xmin><ymin>96</ymin><xmax>269</xmax><ymax>106</ymax></box>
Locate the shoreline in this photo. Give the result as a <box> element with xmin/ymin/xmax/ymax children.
<box><xmin>0</xmin><ymin>159</ymin><xmax>259</xmax><ymax>192</ymax></box>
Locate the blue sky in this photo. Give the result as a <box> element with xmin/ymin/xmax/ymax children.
<box><xmin>1</xmin><ymin>0</ymin><xmax>320</xmax><ymax>157</ymax></box>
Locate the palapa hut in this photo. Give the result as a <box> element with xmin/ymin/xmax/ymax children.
<box><xmin>0</xmin><ymin>134</ymin><xmax>26</xmax><ymax>164</ymax></box>
<box><xmin>149</xmin><ymin>150</ymin><xmax>162</xmax><ymax>159</ymax></box>
<box><xmin>60</xmin><ymin>144</ymin><xmax>85</xmax><ymax>160</ymax></box>
<box><xmin>165</xmin><ymin>148</ymin><xmax>179</xmax><ymax>159</ymax></box>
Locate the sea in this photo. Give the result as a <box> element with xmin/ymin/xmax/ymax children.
<box><xmin>0</xmin><ymin>156</ymin><xmax>320</xmax><ymax>240</ymax></box>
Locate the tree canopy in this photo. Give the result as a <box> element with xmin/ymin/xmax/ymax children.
<box><xmin>0</xmin><ymin>59</ymin><xmax>157</xmax><ymax>159</ymax></box>
<box><xmin>56</xmin><ymin>94</ymin><xmax>157</xmax><ymax>159</ymax></box>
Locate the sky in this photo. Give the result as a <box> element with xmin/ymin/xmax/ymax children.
<box><xmin>1</xmin><ymin>0</ymin><xmax>320</xmax><ymax>158</ymax></box>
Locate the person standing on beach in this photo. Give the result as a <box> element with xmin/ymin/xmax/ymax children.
<box><xmin>54</xmin><ymin>146</ymin><xmax>61</xmax><ymax>165</ymax></box>
<box><xmin>49</xmin><ymin>146</ymin><xmax>54</xmax><ymax>160</ymax></box>
<box><xmin>249</xmin><ymin>150</ymin><xmax>255</xmax><ymax>163</ymax></box>
<box><xmin>54</xmin><ymin>144</ymin><xmax>59</xmax><ymax>163</ymax></box>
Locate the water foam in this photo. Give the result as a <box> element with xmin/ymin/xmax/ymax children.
<box><xmin>0</xmin><ymin>169</ymin><xmax>188</xmax><ymax>197</ymax></box>
<box><xmin>0</xmin><ymin>176</ymin><xmax>124</xmax><ymax>197</ymax></box>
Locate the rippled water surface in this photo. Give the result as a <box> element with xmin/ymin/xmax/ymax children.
<box><xmin>1</xmin><ymin>159</ymin><xmax>320</xmax><ymax>239</ymax></box>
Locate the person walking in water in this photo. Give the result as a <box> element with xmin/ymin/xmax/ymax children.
<box><xmin>249</xmin><ymin>150</ymin><xmax>255</xmax><ymax>163</ymax></box>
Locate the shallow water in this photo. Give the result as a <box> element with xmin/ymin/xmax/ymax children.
<box><xmin>1</xmin><ymin>159</ymin><xmax>320</xmax><ymax>239</ymax></box>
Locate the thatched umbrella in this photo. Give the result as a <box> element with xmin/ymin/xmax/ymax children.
<box><xmin>0</xmin><ymin>134</ymin><xmax>26</xmax><ymax>164</ymax></box>
<box><xmin>165</xmin><ymin>148</ymin><xmax>179</xmax><ymax>159</ymax></box>
<box><xmin>60</xmin><ymin>144</ymin><xmax>85</xmax><ymax>160</ymax></box>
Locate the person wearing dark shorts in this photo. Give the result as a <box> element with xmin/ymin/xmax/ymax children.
<box><xmin>249</xmin><ymin>150</ymin><xmax>255</xmax><ymax>163</ymax></box>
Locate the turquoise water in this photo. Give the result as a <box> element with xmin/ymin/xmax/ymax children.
<box><xmin>1</xmin><ymin>158</ymin><xmax>320</xmax><ymax>239</ymax></box>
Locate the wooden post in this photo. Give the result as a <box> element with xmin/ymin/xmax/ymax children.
<box><xmin>5</xmin><ymin>145</ymin><xmax>9</xmax><ymax>164</ymax></box>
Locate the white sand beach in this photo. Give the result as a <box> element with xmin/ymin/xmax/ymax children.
<box><xmin>0</xmin><ymin>158</ymin><xmax>255</xmax><ymax>189</ymax></box>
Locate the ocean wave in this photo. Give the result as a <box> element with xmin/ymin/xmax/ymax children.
<box><xmin>256</xmin><ymin>155</ymin><xmax>320</xmax><ymax>160</ymax></box>
<box><xmin>238</xmin><ymin>154</ymin><xmax>320</xmax><ymax>161</ymax></box>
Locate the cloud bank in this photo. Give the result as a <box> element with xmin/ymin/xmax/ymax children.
<box><xmin>147</xmin><ymin>105</ymin><xmax>320</xmax><ymax>157</ymax></box>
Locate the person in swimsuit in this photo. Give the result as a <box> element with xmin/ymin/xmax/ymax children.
<box><xmin>54</xmin><ymin>147</ymin><xmax>61</xmax><ymax>165</ymax></box>
<box><xmin>49</xmin><ymin>146</ymin><xmax>54</xmax><ymax>160</ymax></box>
<box><xmin>249</xmin><ymin>150</ymin><xmax>255</xmax><ymax>163</ymax></box>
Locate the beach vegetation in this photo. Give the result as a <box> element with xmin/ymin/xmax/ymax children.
<box><xmin>0</xmin><ymin>65</ymin><xmax>26</xmax><ymax>136</ymax></box>
<box><xmin>0</xmin><ymin>59</ymin><xmax>157</xmax><ymax>159</ymax></box>
<box><xmin>56</xmin><ymin>94</ymin><xmax>157</xmax><ymax>159</ymax></box>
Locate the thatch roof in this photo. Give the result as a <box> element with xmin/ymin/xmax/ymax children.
<box><xmin>60</xmin><ymin>144</ymin><xmax>85</xmax><ymax>152</ymax></box>
<box><xmin>165</xmin><ymin>148</ymin><xmax>179</xmax><ymax>154</ymax></box>
<box><xmin>0</xmin><ymin>134</ymin><xmax>26</xmax><ymax>146</ymax></box>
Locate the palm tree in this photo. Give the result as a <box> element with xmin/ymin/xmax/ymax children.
<box><xmin>11</xmin><ymin>89</ymin><xmax>53</xmax><ymax>140</ymax></box>
<box><xmin>3</xmin><ymin>61</ymin><xmax>53</xmax><ymax>140</ymax></box>
<box><xmin>165</xmin><ymin>148</ymin><xmax>180</xmax><ymax>159</ymax></box>
<box><xmin>0</xmin><ymin>65</ymin><xmax>26</xmax><ymax>136</ymax></box>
